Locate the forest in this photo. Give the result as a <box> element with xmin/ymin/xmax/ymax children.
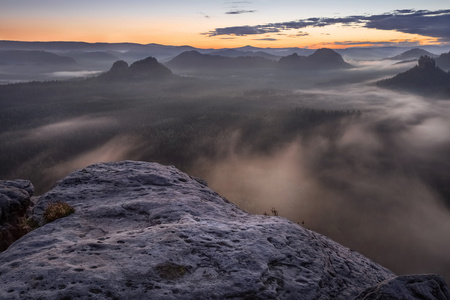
<box><xmin>0</xmin><ymin>76</ymin><xmax>360</xmax><ymax>194</ymax></box>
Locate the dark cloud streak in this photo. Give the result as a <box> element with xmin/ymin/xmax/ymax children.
<box><xmin>204</xmin><ymin>9</ymin><xmax>450</xmax><ymax>40</ymax></box>
<box><xmin>332</xmin><ymin>40</ymin><xmax>422</xmax><ymax>46</ymax></box>
<box><xmin>226</xmin><ymin>9</ymin><xmax>257</xmax><ymax>15</ymax></box>
<box><xmin>209</xmin><ymin>25</ymin><xmax>280</xmax><ymax>36</ymax></box>
<box><xmin>252</xmin><ymin>38</ymin><xmax>278</xmax><ymax>41</ymax></box>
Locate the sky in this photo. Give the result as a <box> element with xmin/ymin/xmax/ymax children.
<box><xmin>1</xmin><ymin>0</ymin><xmax>449</xmax><ymax>48</ymax></box>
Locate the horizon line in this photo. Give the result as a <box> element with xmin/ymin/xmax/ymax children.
<box><xmin>1</xmin><ymin>40</ymin><xmax>445</xmax><ymax>51</ymax></box>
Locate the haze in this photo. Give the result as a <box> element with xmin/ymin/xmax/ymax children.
<box><xmin>1</xmin><ymin>0</ymin><xmax>450</xmax><ymax>286</ymax></box>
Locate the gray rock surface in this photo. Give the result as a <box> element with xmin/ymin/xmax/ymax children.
<box><xmin>0</xmin><ymin>161</ymin><xmax>414</xmax><ymax>299</ymax></box>
<box><xmin>0</xmin><ymin>179</ymin><xmax>34</xmax><ymax>251</ymax></box>
<box><xmin>355</xmin><ymin>274</ymin><xmax>450</xmax><ymax>300</ymax></box>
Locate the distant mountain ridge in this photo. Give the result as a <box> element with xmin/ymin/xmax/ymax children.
<box><xmin>206</xmin><ymin>49</ymin><xmax>280</xmax><ymax>60</ymax></box>
<box><xmin>0</xmin><ymin>50</ymin><xmax>76</xmax><ymax>65</ymax></box>
<box><xmin>2</xmin><ymin>40</ymin><xmax>450</xmax><ymax>63</ymax></box>
<box><xmin>386</xmin><ymin>48</ymin><xmax>438</xmax><ymax>60</ymax></box>
<box><xmin>167</xmin><ymin>48</ymin><xmax>352</xmax><ymax>71</ymax></box>
<box><xmin>165</xmin><ymin>50</ymin><xmax>276</xmax><ymax>70</ymax></box>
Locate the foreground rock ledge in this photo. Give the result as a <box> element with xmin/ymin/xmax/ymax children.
<box><xmin>0</xmin><ymin>180</ymin><xmax>34</xmax><ymax>251</ymax></box>
<box><xmin>0</xmin><ymin>161</ymin><xmax>447</xmax><ymax>299</ymax></box>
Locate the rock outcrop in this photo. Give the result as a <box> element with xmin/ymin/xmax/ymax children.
<box><xmin>127</xmin><ymin>56</ymin><xmax>173</xmax><ymax>80</ymax></box>
<box><xmin>278</xmin><ymin>48</ymin><xmax>352</xmax><ymax>70</ymax></box>
<box><xmin>99</xmin><ymin>59</ymin><xmax>129</xmax><ymax>81</ymax></box>
<box><xmin>98</xmin><ymin>57</ymin><xmax>172</xmax><ymax>81</ymax></box>
<box><xmin>0</xmin><ymin>180</ymin><xmax>34</xmax><ymax>251</ymax></box>
<box><xmin>0</xmin><ymin>161</ymin><xmax>447</xmax><ymax>299</ymax></box>
<box><xmin>377</xmin><ymin>56</ymin><xmax>450</xmax><ymax>97</ymax></box>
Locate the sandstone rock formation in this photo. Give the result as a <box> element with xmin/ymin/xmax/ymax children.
<box><xmin>0</xmin><ymin>180</ymin><xmax>34</xmax><ymax>251</ymax></box>
<box><xmin>98</xmin><ymin>57</ymin><xmax>172</xmax><ymax>81</ymax></box>
<box><xmin>0</xmin><ymin>161</ymin><xmax>448</xmax><ymax>299</ymax></box>
<box><xmin>377</xmin><ymin>56</ymin><xmax>450</xmax><ymax>97</ymax></box>
<box><xmin>278</xmin><ymin>48</ymin><xmax>352</xmax><ymax>70</ymax></box>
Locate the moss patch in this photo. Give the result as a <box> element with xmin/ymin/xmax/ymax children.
<box><xmin>156</xmin><ymin>262</ymin><xmax>189</xmax><ymax>280</ymax></box>
<box><xmin>43</xmin><ymin>201</ymin><xmax>75</xmax><ymax>223</ymax></box>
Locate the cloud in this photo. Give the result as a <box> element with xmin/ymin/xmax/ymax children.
<box><xmin>4</xmin><ymin>116</ymin><xmax>117</xmax><ymax>144</ymax></box>
<box><xmin>331</xmin><ymin>39</ymin><xmax>422</xmax><ymax>47</ymax></box>
<box><xmin>226</xmin><ymin>10</ymin><xmax>257</xmax><ymax>15</ymax></box>
<box><xmin>207</xmin><ymin>25</ymin><xmax>280</xmax><ymax>36</ymax></box>
<box><xmin>48</xmin><ymin>135</ymin><xmax>144</xmax><ymax>183</ymax></box>
<box><xmin>288</xmin><ymin>31</ymin><xmax>309</xmax><ymax>38</ymax></box>
<box><xmin>203</xmin><ymin>9</ymin><xmax>450</xmax><ymax>40</ymax></box>
<box><xmin>48</xmin><ymin>70</ymin><xmax>102</xmax><ymax>78</ymax></box>
<box><xmin>253</xmin><ymin>38</ymin><xmax>278</xmax><ymax>41</ymax></box>
<box><xmin>193</xmin><ymin>84</ymin><xmax>450</xmax><ymax>280</ymax></box>
<box><xmin>363</xmin><ymin>9</ymin><xmax>450</xmax><ymax>38</ymax></box>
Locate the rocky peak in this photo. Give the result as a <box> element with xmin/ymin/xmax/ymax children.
<box><xmin>377</xmin><ymin>55</ymin><xmax>450</xmax><ymax>96</ymax></box>
<box><xmin>109</xmin><ymin>60</ymin><xmax>129</xmax><ymax>73</ymax></box>
<box><xmin>279</xmin><ymin>48</ymin><xmax>351</xmax><ymax>70</ymax></box>
<box><xmin>129</xmin><ymin>57</ymin><xmax>171</xmax><ymax>75</ymax></box>
<box><xmin>309</xmin><ymin>48</ymin><xmax>343</xmax><ymax>60</ymax></box>
<box><xmin>0</xmin><ymin>161</ymin><xmax>448</xmax><ymax>299</ymax></box>
<box><xmin>98</xmin><ymin>57</ymin><xmax>172</xmax><ymax>81</ymax></box>
<box><xmin>418</xmin><ymin>55</ymin><xmax>436</xmax><ymax>69</ymax></box>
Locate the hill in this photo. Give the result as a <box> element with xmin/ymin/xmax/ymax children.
<box><xmin>167</xmin><ymin>48</ymin><xmax>351</xmax><ymax>71</ymax></box>
<box><xmin>377</xmin><ymin>56</ymin><xmax>450</xmax><ymax>97</ymax></box>
<box><xmin>165</xmin><ymin>50</ymin><xmax>275</xmax><ymax>70</ymax></box>
<box><xmin>207</xmin><ymin>49</ymin><xmax>279</xmax><ymax>60</ymax></box>
<box><xmin>278</xmin><ymin>48</ymin><xmax>353</xmax><ymax>70</ymax></box>
<box><xmin>386</xmin><ymin>48</ymin><xmax>437</xmax><ymax>60</ymax></box>
<box><xmin>97</xmin><ymin>57</ymin><xmax>172</xmax><ymax>81</ymax></box>
<box><xmin>0</xmin><ymin>50</ymin><xmax>76</xmax><ymax>65</ymax></box>
<box><xmin>1</xmin><ymin>161</ymin><xmax>448</xmax><ymax>299</ymax></box>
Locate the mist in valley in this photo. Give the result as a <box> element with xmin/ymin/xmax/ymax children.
<box><xmin>1</xmin><ymin>48</ymin><xmax>450</xmax><ymax>283</ymax></box>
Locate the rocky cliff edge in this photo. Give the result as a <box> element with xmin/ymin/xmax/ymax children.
<box><xmin>0</xmin><ymin>161</ymin><xmax>448</xmax><ymax>299</ymax></box>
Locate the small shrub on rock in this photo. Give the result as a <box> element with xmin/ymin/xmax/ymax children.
<box><xmin>23</xmin><ymin>217</ymin><xmax>40</xmax><ymax>230</ymax></box>
<box><xmin>43</xmin><ymin>201</ymin><xmax>75</xmax><ymax>223</ymax></box>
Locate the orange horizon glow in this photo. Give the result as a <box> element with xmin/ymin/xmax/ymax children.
<box><xmin>2</xmin><ymin>1</ymin><xmax>449</xmax><ymax>51</ymax></box>
<box><xmin>0</xmin><ymin>36</ymin><xmax>439</xmax><ymax>50</ymax></box>
<box><xmin>0</xmin><ymin>17</ymin><xmax>441</xmax><ymax>50</ymax></box>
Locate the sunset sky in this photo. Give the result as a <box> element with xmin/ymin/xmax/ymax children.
<box><xmin>1</xmin><ymin>0</ymin><xmax>449</xmax><ymax>48</ymax></box>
